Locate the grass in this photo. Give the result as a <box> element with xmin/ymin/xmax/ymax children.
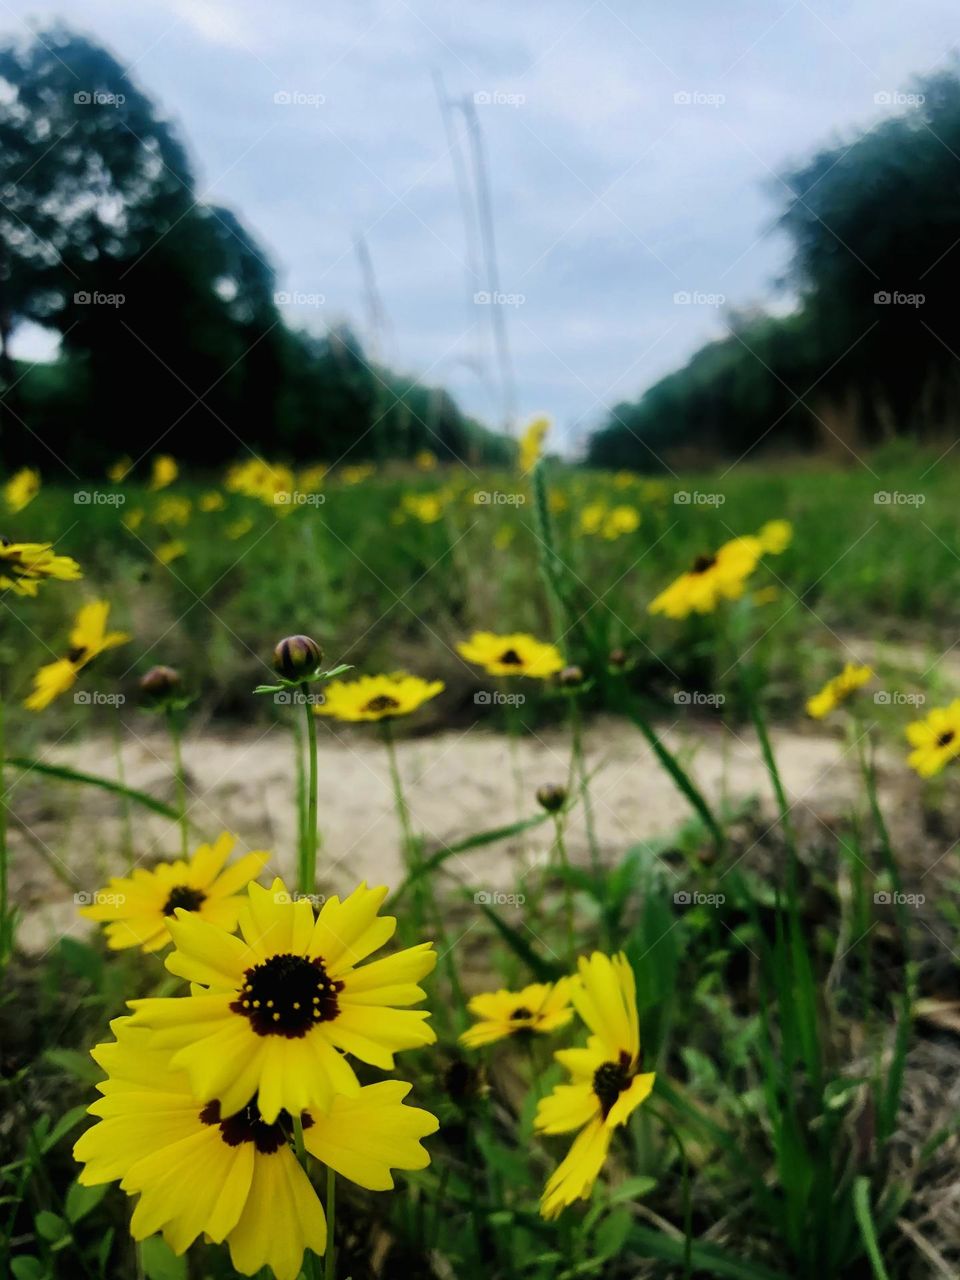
<box><xmin>1</xmin><ymin>447</ymin><xmax>959</xmax><ymax>1280</ymax></box>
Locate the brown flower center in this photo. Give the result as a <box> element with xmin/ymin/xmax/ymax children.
<box><xmin>592</xmin><ymin>1050</ymin><xmax>633</xmax><ymax>1118</ymax></box>
<box><xmin>163</xmin><ymin>884</ymin><xmax>207</xmax><ymax>916</ymax></box>
<box><xmin>690</xmin><ymin>554</ymin><xmax>717</xmax><ymax>575</ymax></box>
<box><xmin>364</xmin><ymin>694</ymin><xmax>400</xmax><ymax>713</ymax></box>
<box><xmin>510</xmin><ymin>1006</ymin><xmax>534</xmax><ymax>1020</ymax></box>
<box><xmin>232</xmin><ymin>952</ymin><xmax>343</xmax><ymax>1037</ymax></box>
<box><xmin>498</xmin><ymin>648</ymin><xmax>524</xmax><ymax>665</ymax></box>
<box><xmin>936</xmin><ymin>730</ymin><xmax>956</xmax><ymax>748</ymax></box>
<box><xmin>200</xmin><ymin>1096</ymin><xmax>313</xmax><ymax>1154</ymax></box>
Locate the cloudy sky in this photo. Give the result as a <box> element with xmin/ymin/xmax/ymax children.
<box><xmin>4</xmin><ymin>0</ymin><xmax>959</xmax><ymax>449</ymax></box>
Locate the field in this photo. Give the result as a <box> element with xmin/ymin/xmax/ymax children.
<box><xmin>3</xmin><ymin>448</ymin><xmax>960</xmax><ymax>1280</ymax></box>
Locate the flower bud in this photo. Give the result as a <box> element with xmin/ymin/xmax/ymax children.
<box><xmin>558</xmin><ymin>664</ymin><xmax>584</xmax><ymax>688</ymax></box>
<box><xmin>273</xmin><ymin>635</ymin><xmax>323</xmax><ymax>681</ymax></box>
<box><xmin>139</xmin><ymin>665</ymin><xmax>181</xmax><ymax>705</ymax></box>
<box><xmin>536</xmin><ymin>783</ymin><xmax>567</xmax><ymax>814</ymax></box>
<box><xmin>608</xmin><ymin>647</ymin><xmax>627</xmax><ymax>669</ymax></box>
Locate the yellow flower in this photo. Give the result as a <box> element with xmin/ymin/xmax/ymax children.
<box><xmin>805</xmin><ymin>663</ymin><xmax>873</xmax><ymax>720</ymax></box>
<box><xmin>299</xmin><ymin>464</ymin><xmax>328</xmax><ymax>492</ymax></box>
<box><xmin>79</xmin><ymin>833</ymin><xmax>269</xmax><ymax>952</ymax></box>
<box><xmin>200</xmin><ymin>490</ymin><xmax>226</xmax><ymax>512</ymax></box>
<box><xmin>460</xmin><ymin>979</ymin><xmax>576</xmax><ymax>1048</ymax></box>
<box><xmin>149</xmin><ymin>455</ymin><xmax>178</xmax><ymax>491</ymax></box>
<box><xmin>752</xmin><ymin>586</ymin><xmax>780</xmax><ymax>607</ymax></box>
<box><xmin>494</xmin><ymin>525</ymin><xmax>515</xmax><ymax>551</ymax></box>
<box><xmin>648</xmin><ymin>536</ymin><xmax>762</xmax><ymax>619</ymax></box>
<box><xmin>340</xmin><ymin>464</ymin><xmax>375</xmax><ymax>486</ymax></box>
<box><xmin>315</xmin><ymin>673</ymin><xmax>444</xmax><ymax>722</ymax></box>
<box><xmin>757</xmin><ymin>519</ymin><xmax>792</xmax><ymax>554</ymax></box>
<box><xmin>0</xmin><ymin>541</ymin><xmax>82</xmax><ymax>596</ymax></box>
<box><xmin>602</xmin><ymin>505</ymin><xmax>640</xmax><ymax>539</ymax></box>
<box><xmin>457</xmin><ymin>631</ymin><xmax>564</xmax><ymax>678</ymax></box>
<box><xmin>549</xmin><ymin>489</ymin><xmax>569</xmax><ymax>514</ymax></box>
<box><xmin>107</xmin><ymin>456</ymin><xmax>133</xmax><ymax>483</ymax></box>
<box><xmin>905</xmin><ymin>700</ymin><xmax>960</xmax><ymax>778</ymax></box>
<box><xmin>535</xmin><ymin>953</ymin><xmax>655</xmax><ymax>1219</ymax></box>
<box><xmin>156</xmin><ymin>540</ymin><xmax>186</xmax><ymax>565</ymax></box>
<box><xmin>415</xmin><ymin>449</ymin><xmax>437</xmax><ymax>471</ymax></box>
<box><xmin>225</xmin><ymin>460</ymin><xmax>294</xmax><ymax>508</ymax></box>
<box><xmin>613</xmin><ymin>471</ymin><xmax>635</xmax><ymax>489</ymax></box>
<box><xmin>25</xmin><ymin>600</ymin><xmax>130</xmax><ymax>711</ymax></box>
<box><xmin>128</xmin><ymin>878</ymin><xmax>437</xmax><ymax>1120</ymax></box>
<box><xmin>123</xmin><ymin>508</ymin><xmax>144</xmax><ymax>532</ymax></box>
<box><xmin>154</xmin><ymin>496</ymin><xmax>192</xmax><ymax>527</ymax></box>
<box><xmin>226</xmin><ymin>517</ymin><xmax>254</xmax><ymax>540</ymax></box>
<box><xmin>401</xmin><ymin>493</ymin><xmax>445</xmax><ymax>524</ymax></box>
<box><xmin>519</xmin><ymin>415</ymin><xmax>550</xmax><ymax>473</ymax></box>
<box><xmin>579</xmin><ymin>501</ymin><xmax>607</xmax><ymax>536</ymax></box>
<box><xmin>74</xmin><ymin>1019</ymin><xmax>437</xmax><ymax>1280</ymax></box>
<box><xmin>4</xmin><ymin>467</ymin><xmax>40</xmax><ymax>513</ymax></box>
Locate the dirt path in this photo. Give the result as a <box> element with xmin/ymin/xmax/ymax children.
<box><xmin>11</xmin><ymin>710</ymin><xmax>929</xmax><ymax>954</ymax></box>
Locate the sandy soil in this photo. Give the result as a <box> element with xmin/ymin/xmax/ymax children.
<box><xmin>10</xmin><ymin>710</ymin><xmax>930</xmax><ymax>954</ymax></box>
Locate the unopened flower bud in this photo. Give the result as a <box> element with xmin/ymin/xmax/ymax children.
<box><xmin>558</xmin><ymin>664</ymin><xmax>584</xmax><ymax>688</ymax></box>
<box><xmin>273</xmin><ymin>635</ymin><xmax>323</xmax><ymax>681</ymax></box>
<box><xmin>536</xmin><ymin>783</ymin><xmax>567</xmax><ymax>813</ymax></box>
<box><xmin>608</xmin><ymin>648</ymin><xmax>627</xmax><ymax>669</ymax></box>
<box><xmin>139</xmin><ymin>665</ymin><xmax>181</xmax><ymax>705</ymax></box>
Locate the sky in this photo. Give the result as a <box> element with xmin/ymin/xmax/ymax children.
<box><xmin>4</xmin><ymin>0</ymin><xmax>959</xmax><ymax>451</ymax></box>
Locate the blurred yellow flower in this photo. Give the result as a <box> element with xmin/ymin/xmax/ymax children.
<box><xmin>4</xmin><ymin>467</ymin><xmax>40</xmax><ymax>513</ymax></box>
<box><xmin>299</xmin><ymin>464</ymin><xmax>328</xmax><ymax>492</ymax></box>
<box><xmin>153</xmin><ymin>496</ymin><xmax>192</xmax><ymax>527</ymax></box>
<box><xmin>613</xmin><ymin>471</ymin><xmax>635</xmax><ymax>489</ymax></box>
<box><xmin>226</xmin><ymin>517</ymin><xmax>254</xmax><ymax>540</ymax></box>
<box><xmin>25</xmin><ymin>600</ymin><xmax>130</xmax><ymax>711</ymax></box>
<box><xmin>548</xmin><ymin>489</ymin><xmax>569</xmax><ymax>514</ymax></box>
<box><xmin>493</xmin><ymin>525</ymin><xmax>515</xmax><ymax>551</ymax></box>
<box><xmin>156</xmin><ymin>540</ymin><xmax>186</xmax><ymax>565</ymax></box>
<box><xmin>649</xmin><ymin>536</ymin><xmax>762</xmax><ymax>619</ymax></box>
<box><xmin>757</xmin><ymin>519</ymin><xmax>792</xmax><ymax>554</ymax></box>
<box><xmin>340</xmin><ymin>464</ymin><xmax>375</xmax><ymax>486</ymax></box>
<box><xmin>905</xmin><ymin>700</ymin><xmax>960</xmax><ymax>778</ymax></box>
<box><xmin>401</xmin><ymin>493</ymin><xmax>445</xmax><ymax>524</ymax></box>
<box><xmin>0</xmin><ymin>541</ymin><xmax>82</xmax><ymax>596</ymax></box>
<box><xmin>79</xmin><ymin>832</ymin><xmax>269</xmax><ymax>951</ymax></box>
<box><xmin>805</xmin><ymin>663</ymin><xmax>873</xmax><ymax>720</ymax></box>
<box><xmin>315</xmin><ymin>673</ymin><xmax>444</xmax><ymax>722</ymax></box>
<box><xmin>199</xmin><ymin>491</ymin><xmax>226</xmax><ymax>512</ymax></box>
<box><xmin>579</xmin><ymin>501</ymin><xmax>607</xmax><ymax>536</ymax></box>
<box><xmin>226</xmin><ymin>459</ymin><xmax>294</xmax><ymax>507</ymax></box>
<box><xmin>535</xmin><ymin>954</ymin><xmax>655</xmax><ymax>1219</ymax></box>
<box><xmin>457</xmin><ymin>631</ymin><xmax>563</xmax><ymax>678</ymax></box>
<box><xmin>460</xmin><ymin>979</ymin><xmax>576</xmax><ymax>1048</ymax></box>
<box><xmin>149</xmin><ymin>455</ymin><xmax>178</xmax><ymax>491</ymax></box>
<box><xmin>415</xmin><ymin>449</ymin><xmax>438</xmax><ymax>471</ymax></box>
<box><xmin>602</xmin><ymin>505</ymin><xmax>640</xmax><ymax>539</ymax></box>
<box><xmin>519</xmin><ymin>415</ymin><xmax>550</xmax><ymax>473</ymax></box>
<box><xmin>123</xmin><ymin>508</ymin><xmax>144</xmax><ymax>532</ymax></box>
<box><xmin>107</xmin><ymin>456</ymin><xmax>132</xmax><ymax>483</ymax></box>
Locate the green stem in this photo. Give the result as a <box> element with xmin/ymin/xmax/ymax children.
<box><xmin>324</xmin><ymin>1165</ymin><xmax>337</xmax><ymax>1280</ymax></box>
<box><xmin>301</xmin><ymin>685</ymin><xmax>319</xmax><ymax>896</ymax></box>
<box><xmin>569</xmin><ymin>696</ymin><xmax>600</xmax><ymax>878</ymax></box>
<box><xmin>167</xmin><ymin>706</ymin><xmax>188</xmax><ymax>860</ymax></box>
<box><xmin>0</xmin><ymin>691</ymin><xmax>9</xmax><ymax>968</ymax></box>
<box><xmin>112</xmin><ymin>711</ymin><xmax>134</xmax><ymax>869</ymax></box>
<box><xmin>552</xmin><ymin>812</ymin><xmax>575</xmax><ymax>966</ymax></box>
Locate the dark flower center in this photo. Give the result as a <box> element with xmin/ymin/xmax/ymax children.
<box><xmin>200</xmin><ymin>1096</ymin><xmax>313</xmax><ymax>1154</ymax></box>
<box><xmin>691</xmin><ymin>554</ymin><xmax>717</xmax><ymax>575</ymax></box>
<box><xmin>592</xmin><ymin>1050</ymin><xmax>633</xmax><ymax>1118</ymax></box>
<box><xmin>232</xmin><ymin>952</ymin><xmax>343</xmax><ymax>1037</ymax></box>
<box><xmin>498</xmin><ymin>648</ymin><xmax>524</xmax><ymax>665</ymax></box>
<box><xmin>364</xmin><ymin>694</ymin><xmax>400</xmax><ymax>713</ymax></box>
<box><xmin>936</xmin><ymin>730</ymin><xmax>955</xmax><ymax>748</ymax></box>
<box><xmin>66</xmin><ymin>646</ymin><xmax>88</xmax><ymax>664</ymax></box>
<box><xmin>510</xmin><ymin>1006</ymin><xmax>534</xmax><ymax>1020</ymax></box>
<box><xmin>163</xmin><ymin>884</ymin><xmax>207</xmax><ymax>916</ymax></box>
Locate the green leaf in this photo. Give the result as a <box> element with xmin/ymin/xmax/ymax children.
<box><xmin>65</xmin><ymin>1178</ymin><xmax>108</xmax><ymax>1223</ymax></box>
<box><xmin>34</xmin><ymin>1210</ymin><xmax>69</xmax><ymax>1244</ymax></box>
<box><xmin>853</xmin><ymin>1177</ymin><xmax>891</xmax><ymax>1280</ymax></box>
<box><xmin>595</xmin><ymin>1207</ymin><xmax>633</xmax><ymax>1259</ymax></box>
<box><xmin>139</xmin><ymin>1235</ymin><xmax>188</xmax><ymax>1280</ymax></box>
<box><xmin>41</xmin><ymin>1105</ymin><xmax>91</xmax><ymax>1153</ymax></box>
<box><xmin>11</xmin><ymin>1257</ymin><xmax>46</xmax><ymax>1280</ymax></box>
<box><xmin>43</xmin><ymin>1049</ymin><xmax>102</xmax><ymax>1087</ymax></box>
<box><xmin>608</xmin><ymin>1175</ymin><xmax>657</xmax><ymax>1204</ymax></box>
<box><xmin>6</xmin><ymin>758</ymin><xmax>182</xmax><ymax>821</ymax></box>
<box><xmin>630</xmin><ymin>1223</ymin><xmax>790</xmax><ymax>1280</ymax></box>
<box><xmin>389</xmin><ymin>812</ymin><xmax>551</xmax><ymax>905</ymax></box>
